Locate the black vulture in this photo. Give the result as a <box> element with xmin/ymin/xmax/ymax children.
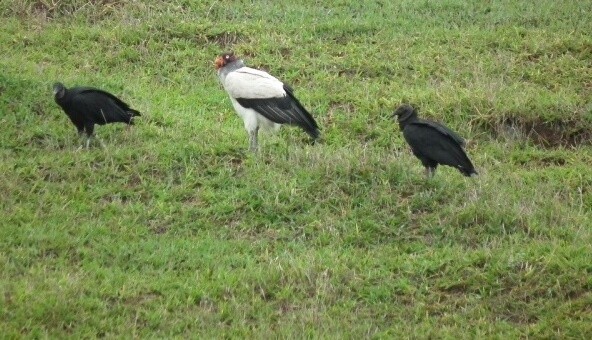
<box><xmin>52</xmin><ymin>82</ymin><xmax>141</xmax><ymax>148</ymax></box>
<box><xmin>393</xmin><ymin>104</ymin><xmax>477</xmax><ymax>178</ymax></box>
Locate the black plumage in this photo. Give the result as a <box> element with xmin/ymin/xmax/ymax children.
<box><xmin>235</xmin><ymin>84</ymin><xmax>320</xmax><ymax>139</ymax></box>
<box><xmin>393</xmin><ymin>104</ymin><xmax>477</xmax><ymax>178</ymax></box>
<box><xmin>52</xmin><ymin>82</ymin><xmax>140</xmax><ymax>148</ymax></box>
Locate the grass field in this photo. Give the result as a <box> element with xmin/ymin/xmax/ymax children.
<box><xmin>1</xmin><ymin>0</ymin><xmax>591</xmax><ymax>337</ymax></box>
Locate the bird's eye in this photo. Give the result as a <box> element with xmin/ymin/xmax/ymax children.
<box><xmin>225</xmin><ymin>55</ymin><xmax>230</xmax><ymax>59</ymax></box>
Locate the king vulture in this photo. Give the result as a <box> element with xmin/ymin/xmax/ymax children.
<box><xmin>215</xmin><ymin>52</ymin><xmax>320</xmax><ymax>152</ymax></box>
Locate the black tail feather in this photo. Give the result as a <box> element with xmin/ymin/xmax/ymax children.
<box><xmin>283</xmin><ymin>85</ymin><xmax>320</xmax><ymax>140</ymax></box>
<box><xmin>288</xmin><ymin>96</ymin><xmax>320</xmax><ymax>139</ymax></box>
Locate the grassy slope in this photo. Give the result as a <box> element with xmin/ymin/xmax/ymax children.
<box><xmin>1</xmin><ymin>0</ymin><xmax>591</xmax><ymax>337</ymax></box>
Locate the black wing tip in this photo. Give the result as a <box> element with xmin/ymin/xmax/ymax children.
<box><xmin>300</xmin><ymin>116</ymin><xmax>320</xmax><ymax>140</ymax></box>
<box><xmin>306</xmin><ymin>129</ymin><xmax>321</xmax><ymax>145</ymax></box>
<box><xmin>128</xmin><ymin>109</ymin><xmax>141</xmax><ymax>117</ymax></box>
<box><xmin>308</xmin><ymin>128</ymin><xmax>321</xmax><ymax>140</ymax></box>
<box><xmin>461</xmin><ymin>168</ymin><xmax>478</xmax><ymax>177</ymax></box>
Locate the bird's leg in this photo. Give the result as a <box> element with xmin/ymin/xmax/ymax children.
<box><xmin>425</xmin><ymin>167</ymin><xmax>436</xmax><ymax>178</ymax></box>
<box><xmin>249</xmin><ymin>127</ymin><xmax>259</xmax><ymax>153</ymax></box>
<box><xmin>83</xmin><ymin>124</ymin><xmax>97</xmax><ymax>149</ymax></box>
<box><xmin>96</xmin><ymin>134</ymin><xmax>107</xmax><ymax>149</ymax></box>
<box><xmin>83</xmin><ymin>134</ymin><xmax>106</xmax><ymax>149</ymax></box>
<box><xmin>75</xmin><ymin>130</ymin><xmax>86</xmax><ymax>150</ymax></box>
<box><xmin>126</xmin><ymin>119</ymin><xmax>135</xmax><ymax>132</ymax></box>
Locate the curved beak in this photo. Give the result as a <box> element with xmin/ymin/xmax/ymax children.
<box><xmin>214</xmin><ymin>56</ymin><xmax>224</xmax><ymax>70</ymax></box>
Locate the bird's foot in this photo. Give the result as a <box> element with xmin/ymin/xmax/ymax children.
<box><xmin>424</xmin><ymin>167</ymin><xmax>436</xmax><ymax>179</ymax></box>
<box><xmin>97</xmin><ymin>138</ymin><xmax>107</xmax><ymax>150</ymax></box>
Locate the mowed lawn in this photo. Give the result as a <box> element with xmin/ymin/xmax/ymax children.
<box><xmin>1</xmin><ymin>0</ymin><xmax>591</xmax><ymax>337</ymax></box>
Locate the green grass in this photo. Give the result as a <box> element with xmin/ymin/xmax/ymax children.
<box><xmin>1</xmin><ymin>0</ymin><xmax>591</xmax><ymax>337</ymax></box>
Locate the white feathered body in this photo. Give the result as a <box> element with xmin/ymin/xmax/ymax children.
<box><xmin>219</xmin><ymin>66</ymin><xmax>285</xmax><ymax>133</ymax></box>
<box><xmin>216</xmin><ymin>55</ymin><xmax>319</xmax><ymax>151</ymax></box>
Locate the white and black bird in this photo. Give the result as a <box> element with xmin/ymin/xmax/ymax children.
<box><xmin>53</xmin><ymin>82</ymin><xmax>140</xmax><ymax>149</ymax></box>
<box><xmin>215</xmin><ymin>52</ymin><xmax>320</xmax><ymax>152</ymax></box>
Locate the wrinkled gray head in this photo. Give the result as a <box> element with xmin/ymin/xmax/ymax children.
<box><xmin>392</xmin><ymin>104</ymin><xmax>418</xmax><ymax>121</ymax></box>
<box><xmin>53</xmin><ymin>82</ymin><xmax>66</xmax><ymax>98</ymax></box>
